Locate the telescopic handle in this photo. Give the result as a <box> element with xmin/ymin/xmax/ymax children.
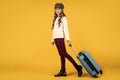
<box><xmin>70</xmin><ymin>46</ymin><xmax>78</xmax><ymax>57</ymax></box>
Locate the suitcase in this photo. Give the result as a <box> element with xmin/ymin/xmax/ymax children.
<box><xmin>70</xmin><ymin>47</ymin><xmax>103</xmax><ymax>78</ymax></box>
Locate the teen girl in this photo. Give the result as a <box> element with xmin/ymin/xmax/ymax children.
<box><xmin>51</xmin><ymin>3</ymin><xmax>82</xmax><ymax>77</ymax></box>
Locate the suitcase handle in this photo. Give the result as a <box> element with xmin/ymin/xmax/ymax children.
<box><xmin>69</xmin><ymin>46</ymin><xmax>78</xmax><ymax>57</ymax></box>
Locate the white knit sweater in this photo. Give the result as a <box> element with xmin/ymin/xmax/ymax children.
<box><xmin>52</xmin><ymin>16</ymin><xmax>70</xmax><ymax>42</ymax></box>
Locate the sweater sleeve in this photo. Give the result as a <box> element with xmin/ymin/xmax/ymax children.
<box><xmin>62</xmin><ymin>17</ymin><xmax>70</xmax><ymax>41</ymax></box>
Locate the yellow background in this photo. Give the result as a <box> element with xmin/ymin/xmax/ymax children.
<box><xmin>0</xmin><ymin>0</ymin><xmax>120</xmax><ymax>80</ymax></box>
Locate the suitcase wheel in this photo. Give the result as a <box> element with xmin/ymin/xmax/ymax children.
<box><xmin>100</xmin><ymin>70</ymin><xmax>103</xmax><ymax>74</ymax></box>
<box><xmin>93</xmin><ymin>75</ymin><xmax>98</xmax><ymax>78</ymax></box>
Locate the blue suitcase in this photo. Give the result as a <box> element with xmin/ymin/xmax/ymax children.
<box><xmin>70</xmin><ymin>47</ymin><xmax>103</xmax><ymax>78</ymax></box>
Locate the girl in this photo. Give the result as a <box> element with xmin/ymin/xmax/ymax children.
<box><xmin>51</xmin><ymin>3</ymin><xmax>82</xmax><ymax>77</ymax></box>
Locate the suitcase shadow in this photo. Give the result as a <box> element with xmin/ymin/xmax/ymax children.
<box><xmin>68</xmin><ymin>72</ymin><xmax>97</xmax><ymax>78</ymax></box>
<box><xmin>82</xmin><ymin>73</ymin><xmax>102</xmax><ymax>78</ymax></box>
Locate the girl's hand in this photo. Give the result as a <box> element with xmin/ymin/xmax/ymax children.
<box><xmin>67</xmin><ymin>40</ymin><xmax>72</xmax><ymax>47</ymax></box>
<box><xmin>52</xmin><ymin>42</ymin><xmax>54</xmax><ymax>45</ymax></box>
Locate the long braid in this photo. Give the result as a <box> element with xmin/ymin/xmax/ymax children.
<box><xmin>52</xmin><ymin>12</ymin><xmax>57</xmax><ymax>30</ymax></box>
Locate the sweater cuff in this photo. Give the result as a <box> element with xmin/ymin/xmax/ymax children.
<box><xmin>52</xmin><ymin>38</ymin><xmax>54</xmax><ymax>43</ymax></box>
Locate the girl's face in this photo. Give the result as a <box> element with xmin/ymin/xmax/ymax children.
<box><xmin>55</xmin><ymin>8</ymin><xmax>62</xmax><ymax>16</ymax></box>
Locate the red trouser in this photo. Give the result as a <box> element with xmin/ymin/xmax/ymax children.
<box><xmin>54</xmin><ymin>38</ymin><xmax>78</xmax><ymax>69</ymax></box>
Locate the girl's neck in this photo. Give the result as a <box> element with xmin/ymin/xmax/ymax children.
<box><xmin>57</xmin><ymin>15</ymin><xmax>60</xmax><ymax>19</ymax></box>
<box><xmin>57</xmin><ymin>14</ymin><xmax>61</xmax><ymax>17</ymax></box>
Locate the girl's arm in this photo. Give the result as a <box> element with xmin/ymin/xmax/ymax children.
<box><xmin>62</xmin><ymin>17</ymin><xmax>72</xmax><ymax>46</ymax></box>
<box><xmin>62</xmin><ymin>17</ymin><xmax>70</xmax><ymax>41</ymax></box>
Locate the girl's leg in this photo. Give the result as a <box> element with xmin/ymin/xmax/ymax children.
<box><xmin>54</xmin><ymin>39</ymin><xmax>66</xmax><ymax>77</ymax></box>
<box><xmin>55</xmin><ymin>39</ymin><xmax>65</xmax><ymax>69</ymax></box>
